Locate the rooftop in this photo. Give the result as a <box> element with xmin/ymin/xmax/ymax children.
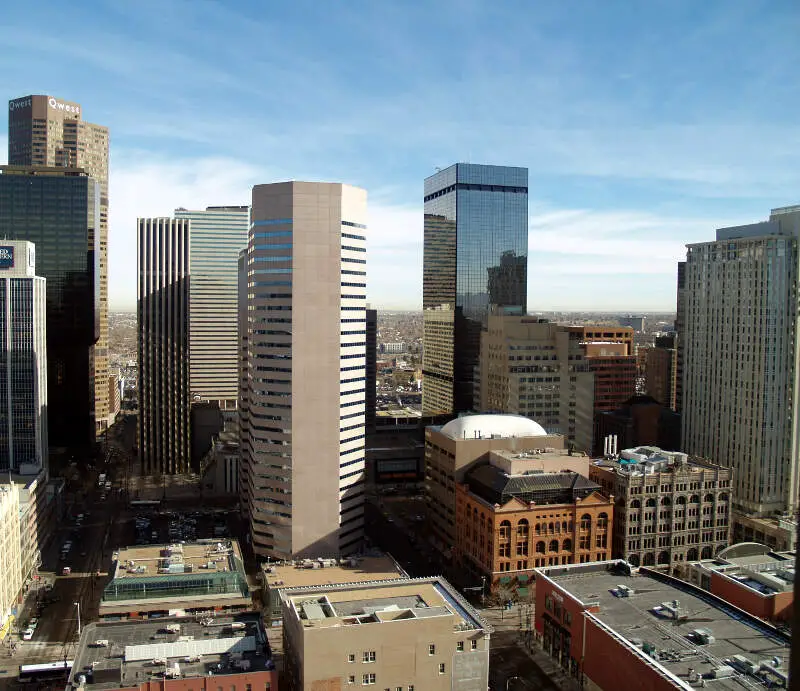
<box><xmin>540</xmin><ymin>561</ymin><xmax>790</xmax><ymax>689</ymax></box>
<box><xmin>464</xmin><ymin>465</ymin><xmax>602</xmax><ymax>507</ymax></box>
<box><xmin>263</xmin><ymin>555</ymin><xmax>405</xmax><ymax>590</ymax></box>
<box><xmin>691</xmin><ymin>544</ymin><xmax>796</xmax><ymax>597</ymax></box>
<box><xmin>67</xmin><ymin>613</ymin><xmax>272</xmax><ymax>691</ymax></box>
<box><xmin>284</xmin><ymin>577</ymin><xmax>491</xmax><ymax>634</ymax></box>
<box><xmin>593</xmin><ymin>446</ymin><xmax>726</xmax><ymax>476</ymax></box>
<box><xmin>102</xmin><ymin>540</ymin><xmax>249</xmax><ymax>610</ymax></box>
<box><xmin>438</xmin><ymin>414</ymin><xmax>549</xmax><ymax>441</ymax></box>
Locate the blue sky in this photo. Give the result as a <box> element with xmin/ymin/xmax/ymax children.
<box><xmin>2</xmin><ymin>0</ymin><xmax>798</xmax><ymax>311</ymax></box>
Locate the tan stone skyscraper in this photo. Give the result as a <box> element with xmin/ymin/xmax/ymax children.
<box><xmin>240</xmin><ymin>182</ymin><xmax>367</xmax><ymax>559</ymax></box>
<box><xmin>8</xmin><ymin>95</ymin><xmax>110</xmax><ymax>435</ymax></box>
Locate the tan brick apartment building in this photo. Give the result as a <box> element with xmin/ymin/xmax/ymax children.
<box><xmin>590</xmin><ymin>446</ymin><xmax>732</xmax><ymax>569</ymax></box>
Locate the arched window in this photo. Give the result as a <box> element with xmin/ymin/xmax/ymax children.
<box><xmin>534</xmin><ymin>523</ymin><xmax>542</xmax><ymax>535</ymax></box>
<box><xmin>642</xmin><ymin>553</ymin><xmax>655</xmax><ymax>566</ymax></box>
<box><xmin>660</xmin><ymin>497</ymin><xmax>671</xmax><ymax>506</ymax></box>
<box><xmin>536</xmin><ymin>541</ymin><xmax>546</xmax><ymax>554</ymax></box>
<box><xmin>473</xmin><ymin>508</ymin><xmax>478</xmax><ymax>522</ymax></box>
<box><xmin>630</xmin><ymin>499</ymin><xmax>641</xmax><ymax>509</ymax></box>
<box><xmin>547</xmin><ymin>522</ymin><xmax>554</xmax><ymax>533</ymax></box>
<box><xmin>686</xmin><ymin>548</ymin><xmax>699</xmax><ymax>561</ymax></box>
<box><xmin>701</xmin><ymin>546</ymin><xmax>713</xmax><ymax>559</ymax></box>
<box><xmin>517</xmin><ymin>519</ymin><xmax>529</xmax><ymax>539</ymax></box>
<box><xmin>499</xmin><ymin>520</ymin><xmax>511</xmax><ymax>539</ymax></box>
<box><xmin>675</xmin><ymin>496</ymin><xmax>686</xmax><ymax>505</ymax></box>
<box><xmin>628</xmin><ymin>554</ymin><xmax>640</xmax><ymax>567</ymax></box>
<box><xmin>580</xmin><ymin>514</ymin><xmax>591</xmax><ymax>531</ymax></box>
<box><xmin>704</xmin><ymin>493</ymin><xmax>714</xmax><ymax>503</ymax></box>
<box><xmin>562</xmin><ymin>521</ymin><xmax>568</xmax><ymax>532</ymax></box>
<box><xmin>645</xmin><ymin>498</ymin><xmax>656</xmax><ymax>508</ymax></box>
<box><xmin>562</xmin><ymin>538</ymin><xmax>573</xmax><ymax>552</ymax></box>
<box><xmin>719</xmin><ymin>493</ymin><xmax>729</xmax><ymax>502</ymax></box>
<box><xmin>657</xmin><ymin>551</ymin><xmax>670</xmax><ymax>565</ymax></box>
<box><xmin>549</xmin><ymin>540</ymin><xmax>559</xmax><ymax>553</ymax></box>
<box><xmin>689</xmin><ymin>494</ymin><xmax>700</xmax><ymax>504</ymax></box>
<box><xmin>597</xmin><ymin>512</ymin><xmax>608</xmax><ymax>529</ymax></box>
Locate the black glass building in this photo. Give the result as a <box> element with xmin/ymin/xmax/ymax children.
<box><xmin>0</xmin><ymin>166</ymin><xmax>99</xmax><ymax>453</ymax></box>
<box><xmin>422</xmin><ymin>163</ymin><xmax>528</xmax><ymax>414</ymax></box>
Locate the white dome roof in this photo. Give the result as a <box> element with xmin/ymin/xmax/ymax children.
<box><xmin>439</xmin><ymin>414</ymin><xmax>548</xmax><ymax>441</ymax></box>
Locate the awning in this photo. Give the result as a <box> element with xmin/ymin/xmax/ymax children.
<box><xmin>499</xmin><ymin>576</ymin><xmax>512</xmax><ymax>584</ymax></box>
<box><xmin>518</xmin><ymin>587</ymin><xmax>529</xmax><ymax>597</ymax></box>
<box><xmin>517</xmin><ymin>574</ymin><xmax>529</xmax><ymax>583</ymax></box>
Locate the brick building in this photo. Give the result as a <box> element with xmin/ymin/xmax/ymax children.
<box><xmin>424</xmin><ymin>414</ymin><xmax>564</xmax><ymax>559</ymax></box>
<box><xmin>684</xmin><ymin>542</ymin><xmax>794</xmax><ymax>624</ymax></box>
<box><xmin>534</xmin><ymin>560</ymin><xmax>790</xmax><ymax>690</ymax></box>
<box><xmin>590</xmin><ymin>446</ymin><xmax>732</xmax><ymax>569</ymax></box>
<box><xmin>455</xmin><ymin>452</ymin><xmax>613</xmax><ymax>597</ymax></box>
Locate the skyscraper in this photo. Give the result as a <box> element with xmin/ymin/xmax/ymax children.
<box><xmin>479</xmin><ymin>314</ymin><xmax>594</xmax><ymax>453</ymax></box>
<box><xmin>0</xmin><ymin>166</ymin><xmax>98</xmax><ymax>452</ymax></box>
<box><xmin>137</xmin><ymin>217</ymin><xmax>190</xmax><ymax>475</ymax></box>
<box><xmin>0</xmin><ymin>241</ymin><xmax>47</xmax><ymax>475</ymax></box>
<box><xmin>682</xmin><ymin>206</ymin><xmax>800</xmax><ymax>548</ymax></box>
<box><xmin>422</xmin><ymin>163</ymin><xmax>528</xmax><ymax>416</ymax></box>
<box><xmin>8</xmin><ymin>95</ymin><xmax>110</xmax><ymax>435</ymax></box>
<box><xmin>173</xmin><ymin>207</ymin><xmax>249</xmax><ymax>408</ymax></box>
<box><xmin>241</xmin><ymin>181</ymin><xmax>367</xmax><ymax>559</ymax></box>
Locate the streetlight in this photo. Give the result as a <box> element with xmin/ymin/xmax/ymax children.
<box><xmin>506</xmin><ymin>676</ymin><xmax>520</xmax><ymax>691</ymax></box>
<box><xmin>73</xmin><ymin>601</ymin><xmax>81</xmax><ymax>637</ymax></box>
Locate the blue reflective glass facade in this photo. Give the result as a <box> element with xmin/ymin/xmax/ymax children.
<box><xmin>423</xmin><ymin>163</ymin><xmax>528</xmax><ymax>412</ymax></box>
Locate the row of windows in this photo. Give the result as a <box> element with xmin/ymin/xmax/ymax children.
<box><xmin>342</xmin><ymin>269</ymin><xmax>367</xmax><ymax>276</ymax></box>
<box><xmin>342</xmin><ymin>245</ymin><xmax>366</xmax><ymax>253</ymax></box>
<box><xmin>342</xmin><ymin>221</ymin><xmax>367</xmax><ymax>229</ymax></box>
<box><xmin>342</xmin><ymin>232</ymin><xmax>366</xmax><ymax>241</ymax></box>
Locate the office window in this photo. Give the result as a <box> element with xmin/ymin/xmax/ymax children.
<box><xmin>363</xmin><ymin>651</ymin><xmax>376</xmax><ymax>663</ymax></box>
<box><xmin>429</xmin><ymin>644</ymin><xmax>435</xmax><ymax>655</ymax></box>
<box><xmin>348</xmin><ymin>654</ymin><xmax>355</xmax><ymax>663</ymax></box>
<box><xmin>362</xmin><ymin>673</ymin><xmax>376</xmax><ymax>685</ymax></box>
<box><xmin>439</xmin><ymin>663</ymin><xmax>446</xmax><ymax>675</ymax></box>
<box><xmin>471</xmin><ymin>639</ymin><xmax>478</xmax><ymax>650</ymax></box>
<box><xmin>457</xmin><ymin>641</ymin><xmax>464</xmax><ymax>651</ymax></box>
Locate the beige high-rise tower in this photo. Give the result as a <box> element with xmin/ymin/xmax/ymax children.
<box><xmin>8</xmin><ymin>95</ymin><xmax>110</xmax><ymax>435</ymax></box>
<box><xmin>240</xmin><ymin>181</ymin><xmax>367</xmax><ymax>559</ymax></box>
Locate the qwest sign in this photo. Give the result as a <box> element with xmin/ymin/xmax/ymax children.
<box><xmin>0</xmin><ymin>247</ymin><xmax>15</xmax><ymax>270</ymax></box>
<box><xmin>48</xmin><ymin>97</ymin><xmax>80</xmax><ymax>116</ymax></box>
<box><xmin>8</xmin><ymin>98</ymin><xmax>31</xmax><ymax>112</ymax></box>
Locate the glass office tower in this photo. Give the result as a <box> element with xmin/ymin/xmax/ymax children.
<box><xmin>422</xmin><ymin>163</ymin><xmax>528</xmax><ymax>414</ymax></box>
<box><xmin>0</xmin><ymin>166</ymin><xmax>99</xmax><ymax>452</ymax></box>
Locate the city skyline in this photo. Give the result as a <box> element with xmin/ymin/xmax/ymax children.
<box><xmin>2</xmin><ymin>2</ymin><xmax>798</xmax><ymax>312</ymax></box>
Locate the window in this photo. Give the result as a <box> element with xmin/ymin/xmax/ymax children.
<box><xmin>408</xmin><ymin>687</ymin><xmax>415</xmax><ymax>691</ymax></box>
<box><xmin>457</xmin><ymin>641</ymin><xmax>464</xmax><ymax>651</ymax></box>
<box><xmin>349</xmin><ymin>654</ymin><xmax>355</xmax><ymax>663</ymax></box>
<box><xmin>363</xmin><ymin>651</ymin><xmax>376</xmax><ymax>663</ymax></box>
<box><xmin>439</xmin><ymin>663</ymin><xmax>446</xmax><ymax>675</ymax></box>
<box><xmin>362</xmin><ymin>674</ymin><xmax>376</xmax><ymax>685</ymax></box>
<box><xmin>348</xmin><ymin>677</ymin><xmax>355</xmax><ymax>685</ymax></box>
<box><xmin>471</xmin><ymin>639</ymin><xmax>478</xmax><ymax>650</ymax></box>
<box><xmin>428</xmin><ymin>644</ymin><xmax>436</xmax><ymax>655</ymax></box>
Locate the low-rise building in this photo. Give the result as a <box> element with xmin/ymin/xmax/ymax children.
<box><xmin>455</xmin><ymin>450</ymin><xmax>613</xmax><ymax>597</ymax></box>
<box><xmin>67</xmin><ymin>613</ymin><xmax>277</xmax><ymax>691</ymax></box>
<box><xmin>101</xmin><ymin>540</ymin><xmax>250</xmax><ymax>619</ymax></box>
<box><xmin>425</xmin><ymin>414</ymin><xmax>564</xmax><ymax>559</ymax></box>
<box><xmin>535</xmin><ymin>560</ymin><xmax>791</xmax><ymax>690</ymax></box>
<box><xmin>590</xmin><ymin>446</ymin><xmax>732</xmax><ymax>569</ymax></box>
<box><xmin>261</xmin><ymin>554</ymin><xmax>406</xmax><ymax>629</ymax></box>
<box><xmin>281</xmin><ymin>576</ymin><xmax>491</xmax><ymax>691</ymax></box>
<box><xmin>683</xmin><ymin>542</ymin><xmax>794</xmax><ymax>624</ymax></box>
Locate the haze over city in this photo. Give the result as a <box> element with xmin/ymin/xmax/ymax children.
<box><xmin>2</xmin><ymin>0</ymin><xmax>798</xmax><ymax>312</ymax></box>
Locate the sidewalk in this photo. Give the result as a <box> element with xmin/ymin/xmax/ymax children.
<box><xmin>481</xmin><ymin>605</ymin><xmax>581</xmax><ymax>691</ymax></box>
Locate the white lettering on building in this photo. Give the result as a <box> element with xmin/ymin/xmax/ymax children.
<box><xmin>47</xmin><ymin>97</ymin><xmax>80</xmax><ymax>116</ymax></box>
<box><xmin>8</xmin><ymin>98</ymin><xmax>32</xmax><ymax>112</ymax></box>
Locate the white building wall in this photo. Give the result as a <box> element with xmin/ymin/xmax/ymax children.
<box><xmin>0</xmin><ymin>484</ymin><xmax>21</xmax><ymax>629</ymax></box>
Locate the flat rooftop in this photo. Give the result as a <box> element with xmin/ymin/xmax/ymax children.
<box><xmin>264</xmin><ymin>555</ymin><xmax>405</xmax><ymax>590</ymax></box>
<box><xmin>68</xmin><ymin>614</ymin><xmax>271</xmax><ymax>691</ymax></box>
<box><xmin>541</xmin><ymin>562</ymin><xmax>790</xmax><ymax>689</ymax></box>
<box><xmin>114</xmin><ymin>540</ymin><xmax>244</xmax><ymax>580</ymax></box>
<box><xmin>101</xmin><ymin>540</ymin><xmax>249</xmax><ymax>612</ymax></box>
<box><xmin>285</xmin><ymin>577</ymin><xmax>491</xmax><ymax>633</ymax></box>
<box><xmin>693</xmin><ymin>545</ymin><xmax>796</xmax><ymax>596</ymax></box>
